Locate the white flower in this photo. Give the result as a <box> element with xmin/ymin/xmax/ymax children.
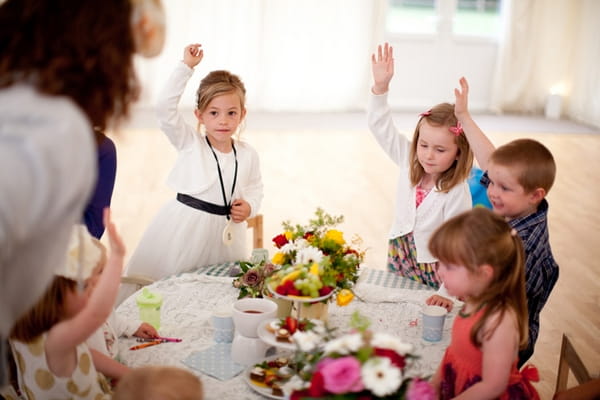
<box><xmin>293</xmin><ymin>238</ymin><xmax>309</xmax><ymax>249</ymax></box>
<box><xmin>361</xmin><ymin>357</ymin><xmax>403</xmax><ymax>397</ymax></box>
<box><xmin>295</xmin><ymin>246</ymin><xmax>324</xmax><ymax>265</ymax></box>
<box><xmin>323</xmin><ymin>332</ymin><xmax>363</xmax><ymax>355</ymax></box>
<box><xmin>371</xmin><ymin>332</ymin><xmax>413</xmax><ymax>355</ymax></box>
<box><xmin>280</xmin><ymin>242</ymin><xmax>297</xmax><ymax>255</ymax></box>
<box><xmin>293</xmin><ymin>330</ymin><xmax>322</xmax><ymax>352</ymax></box>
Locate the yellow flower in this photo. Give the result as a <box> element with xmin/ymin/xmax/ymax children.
<box><xmin>336</xmin><ymin>289</ymin><xmax>354</xmax><ymax>306</ymax></box>
<box><xmin>325</xmin><ymin>229</ymin><xmax>345</xmax><ymax>245</ymax></box>
<box><xmin>309</xmin><ymin>262</ymin><xmax>320</xmax><ymax>276</ymax></box>
<box><xmin>284</xmin><ymin>230</ymin><xmax>293</xmax><ymax>240</ymax></box>
<box><xmin>272</xmin><ymin>252</ymin><xmax>286</xmax><ymax>265</ymax></box>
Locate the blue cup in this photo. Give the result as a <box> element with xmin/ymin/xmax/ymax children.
<box><xmin>421</xmin><ymin>305</ymin><xmax>448</xmax><ymax>342</ymax></box>
<box><xmin>212</xmin><ymin>308</ymin><xmax>234</xmax><ymax>343</ymax></box>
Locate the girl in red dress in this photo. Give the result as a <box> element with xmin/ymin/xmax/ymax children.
<box><xmin>428</xmin><ymin>208</ymin><xmax>539</xmax><ymax>399</ymax></box>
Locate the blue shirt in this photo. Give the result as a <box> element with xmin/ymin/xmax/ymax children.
<box><xmin>481</xmin><ymin>173</ymin><xmax>559</xmax><ymax>364</ymax></box>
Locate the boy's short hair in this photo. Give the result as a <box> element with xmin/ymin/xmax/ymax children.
<box><xmin>113</xmin><ymin>366</ymin><xmax>203</xmax><ymax>400</ymax></box>
<box><xmin>490</xmin><ymin>138</ymin><xmax>556</xmax><ymax>194</ymax></box>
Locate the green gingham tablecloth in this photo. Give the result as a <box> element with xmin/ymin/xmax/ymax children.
<box><xmin>186</xmin><ymin>262</ymin><xmax>434</xmax><ymax>291</ymax></box>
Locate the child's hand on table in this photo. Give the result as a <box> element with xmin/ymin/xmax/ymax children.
<box><xmin>134</xmin><ymin>322</ymin><xmax>159</xmax><ymax>339</ymax></box>
<box><xmin>426</xmin><ymin>294</ymin><xmax>454</xmax><ymax>312</ymax></box>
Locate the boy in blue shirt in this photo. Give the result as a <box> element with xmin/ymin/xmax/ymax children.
<box><xmin>428</xmin><ymin>77</ymin><xmax>559</xmax><ymax>367</ymax></box>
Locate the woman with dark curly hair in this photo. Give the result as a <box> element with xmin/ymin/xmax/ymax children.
<box><xmin>0</xmin><ymin>0</ymin><xmax>165</xmax><ymax>386</ymax></box>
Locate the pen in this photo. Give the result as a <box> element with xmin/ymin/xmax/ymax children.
<box><xmin>129</xmin><ymin>340</ymin><xmax>163</xmax><ymax>351</ymax></box>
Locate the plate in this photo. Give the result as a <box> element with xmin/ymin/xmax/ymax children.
<box><xmin>243</xmin><ymin>354</ymin><xmax>294</xmax><ymax>399</ymax></box>
<box><xmin>257</xmin><ymin>319</ymin><xmax>295</xmax><ymax>350</ymax></box>
<box><xmin>267</xmin><ymin>284</ymin><xmax>334</xmax><ymax>303</ymax></box>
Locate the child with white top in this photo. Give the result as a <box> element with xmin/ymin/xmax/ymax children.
<box><xmin>367</xmin><ymin>43</ymin><xmax>473</xmax><ymax>289</ymax></box>
<box><xmin>125</xmin><ymin>43</ymin><xmax>263</xmax><ymax>281</ymax></box>
<box><xmin>5</xmin><ymin>211</ymin><xmax>124</xmax><ymax>399</ymax></box>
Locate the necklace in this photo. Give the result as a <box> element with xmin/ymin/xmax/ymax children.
<box><xmin>205</xmin><ymin>136</ymin><xmax>238</xmax><ymax>245</ymax></box>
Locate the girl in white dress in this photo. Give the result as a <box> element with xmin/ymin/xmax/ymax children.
<box><xmin>126</xmin><ymin>43</ymin><xmax>263</xmax><ymax>280</ymax></box>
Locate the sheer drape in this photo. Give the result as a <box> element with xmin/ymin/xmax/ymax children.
<box><xmin>135</xmin><ymin>0</ymin><xmax>386</xmax><ymax>112</ymax></box>
<box><xmin>491</xmin><ymin>0</ymin><xmax>599</xmax><ymax>127</ymax></box>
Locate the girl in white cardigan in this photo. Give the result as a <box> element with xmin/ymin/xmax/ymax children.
<box><xmin>367</xmin><ymin>43</ymin><xmax>473</xmax><ymax>289</ymax></box>
<box><xmin>126</xmin><ymin>44</ymin><xmax>263</xmax><ymax>281</ymax></box>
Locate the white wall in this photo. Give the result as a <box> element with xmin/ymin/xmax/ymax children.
<box><xmin>384</xmin><ymin>35</ymin><xmax>497</xmax><ymax>112</ymax></box>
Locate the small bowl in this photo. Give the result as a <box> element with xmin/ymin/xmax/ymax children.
<box><xmin>232</xmin><ymin>298</ymin><xmax>277</xmax><ymax>338</ymax></box>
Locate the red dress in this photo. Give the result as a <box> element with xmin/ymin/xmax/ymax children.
<box><xmin>439</xmin><ymin>308</ymin><xmax>540</xmax><ymax>399</ymax></box>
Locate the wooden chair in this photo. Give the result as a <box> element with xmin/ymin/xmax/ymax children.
<box><xmin>247</xmin><ymin>214</ymin><xmax>264</xmax><ymax>249</ymax></box>
<box><xmin>555</xmin><ymin>334</ymin><xmax>592</xmax><ymax>394</ymax></box>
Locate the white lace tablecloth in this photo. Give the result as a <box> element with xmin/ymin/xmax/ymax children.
<box><xmin>116</xmin><ymin>267</ymin><xmax>454</xmax><ymax>400</ymax></box>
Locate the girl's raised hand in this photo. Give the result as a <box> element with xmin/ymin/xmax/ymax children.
<box><xmin>454</xmin><ymin>77</ymin><xmax>470</xmax><ymax>120</ymax></box>
<box><xmin>371</xmin><ymin>42</ymin><xmax>394</xmax><ymax>95</ymax></box>
<box><xmin>183</xmin><ymin>43</ymin><xmax>204</xmax><ymax>69</ymax></box>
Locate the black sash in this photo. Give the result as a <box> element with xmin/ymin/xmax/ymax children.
<box><xmin>176</xmin><ymin>193</ymin><xmax>230</xmax><ymax>216</ymax></box>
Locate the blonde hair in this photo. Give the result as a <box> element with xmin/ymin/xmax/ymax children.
<box><xmin>113</xmin><ymin>366</ymin><xmax>203</xmax><ymax>400</ymax></box>
<box><xmin>196</xmin><ymin>70</ymin><xmax>246</xmax><ymax>113</ymax></box>
<box><xmin>409</xmin><ymin>103</ymin><xmax>473</xmax><ymax>192</ymax></box>
<box><xmin>490</xmin><ymin>138</ymin><xmax>556</xmax><ymax>194</ymax></box>
<box><xmin>428</xmin><ymin>208</ymin><xmax>528</xmax><ymax>349</ymax></box>
<box><xmin>10</xmin><ymin>277</ymin><xmax>77</xmax><ymax>342</ymax></box>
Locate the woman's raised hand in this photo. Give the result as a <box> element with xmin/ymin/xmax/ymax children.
<box><xmin>371</xmin><ymin>42</ymin><xmax>394</xmax><ymax>95</ymax></box>
<box><xmin>183</xmin><ymin>43</ymin><xmax>204</xmax><ymax>69</ymax></box>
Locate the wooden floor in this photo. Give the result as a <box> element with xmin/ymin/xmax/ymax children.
<box><xmin>109</xmin><ymin>116</ymin><xmax>600</xmax><ymax>400</ymax></box>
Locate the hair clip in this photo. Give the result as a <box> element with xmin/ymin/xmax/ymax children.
<box><xmin>449</xmin><ymin>121</ymin><xmax>463</xmax><ymax>136</ymax></box>
<box><xmin>419</xmin><ymin>109</ymin><xmax>432</xmax><ymax>117</ymax></box>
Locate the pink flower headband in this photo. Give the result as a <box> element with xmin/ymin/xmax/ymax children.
<box><xmin>419</xmin><ymin>109</ymin><xmax>463</xmax><ymax>136</ymax></box>
<box><xmin>449</xmin><ymin>121</ymin><xmax>463</xmax><ymax>136</ymax></box>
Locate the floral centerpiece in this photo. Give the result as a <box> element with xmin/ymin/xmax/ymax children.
<box><xmin>286</xmin><ymin>312</ymin><xmax>435</xmax><ymax>400</ymax></box>
<box><xmin>268</xmin><ymin>208</ymin><xmax>365</xmax><ymax>306</ymax></box>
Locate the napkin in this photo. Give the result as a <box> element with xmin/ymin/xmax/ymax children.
<box><xmin>182</xmin><ymin>343</ymin><xmax>244</xmax><ymax>381</ymax></box>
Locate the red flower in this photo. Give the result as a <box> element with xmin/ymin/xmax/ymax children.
<box><xmin>374</xmin><ymin>347</ymin><xmax>406</xmax><ymax>370</ymax></box>
<box><xmin>308</xmin><ymin>371</ymin><xmax>327</xmax><ymax>397</ymax></box>
<box><xmin>303</xmin><ymin>232</ymin><xmax>314</xmax><ymax>240</ymax></box>
<box><xmin>272</xmin><ymin>234</ymin><xmax>289</xmax><ymax>248</ymax></box>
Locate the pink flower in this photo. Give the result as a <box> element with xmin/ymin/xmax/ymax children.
<box><xmin>406</xmin><ymin>378</ymin><xmax>435</xmax><ymax>400</ymax></box>
<box><xmin>319</xmin><ymin>356</ymin><xmax>364</xmax><ymax>394</ymax></box>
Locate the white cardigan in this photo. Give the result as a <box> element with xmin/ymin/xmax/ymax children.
<box><xmin>367</xmin><ymin>92</ymin><xmax>471</xmax><ymax>263</ymax></box>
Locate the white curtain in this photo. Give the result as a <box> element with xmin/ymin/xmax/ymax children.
<box><xmin>134</xmin><ymin>0</ymin><xmax>386</xmax><ymax>112</ymax></box>
<box><xmin>491</xmin><ymin>0</ymin><xmax>600</xmax><ymax>127</ymax></box>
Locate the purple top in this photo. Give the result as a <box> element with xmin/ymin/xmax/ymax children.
<box><xmin>84</xmin><ymin>135</ymin><xmax>116</xmax><ymax>238</ymax></box>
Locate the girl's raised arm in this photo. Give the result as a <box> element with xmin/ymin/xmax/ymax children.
<box><xmin>46</xmin><ymin>209</ymin><xmax>125</xmax><ymax>374</ymax></box>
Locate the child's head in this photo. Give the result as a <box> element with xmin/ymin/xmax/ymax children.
<box><xmin>10</xmin><ymin>226</ymin><xmax>105</xmax><ymax>342</ymax></box>
<box><xmin>113</xmin><ymin>366</ymin><xmax>203</xmax><ymax>400</ymax></box>
<box><xmin>486</xmin><ymin>138</ymin><xmax>556</xmax><ymax>219</ymax></box>
<box><xmin>193</xmin><ymin>70</ymin><xmax>247</xmax><ymax>143</ymax></box>
<box><xmin>410</xmin><ymin>103</ymin><xmax>473</xmax><ymax>192</ymax></box>
<box><xmin>428</xmin><ymin>208</ymin><xmax>528</xmax><ymax>348</ymax></box>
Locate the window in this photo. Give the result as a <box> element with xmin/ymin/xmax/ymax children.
<box><xmin>386</xmin><ymin>0</ymin><xmax>502</xmax><ymax>38</ymax></box>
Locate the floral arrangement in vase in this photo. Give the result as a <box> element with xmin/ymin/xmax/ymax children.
<box><xmin>267</xmin><ymin>208</ymin><xmax>365</xmax><ymax>306</ymax></box>
<box><xmin>286</xmin><ymin>312</ymin><xmax>435</xmax><ymax>400</ymax></box>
